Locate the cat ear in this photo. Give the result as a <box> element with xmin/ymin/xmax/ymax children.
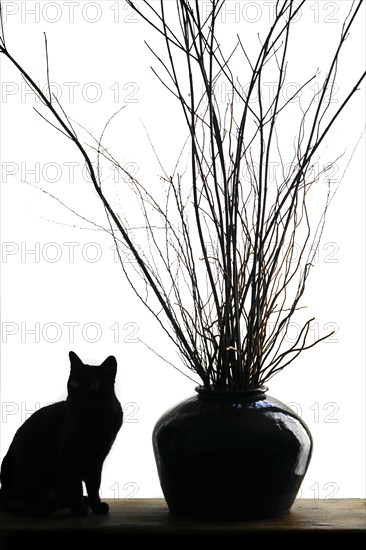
<box><xmin>101</xmin><ymin>355</ymin><xmax>117</xmax><ymax>377</ymax></box>
<box><xmin>69</xmin><ymin>351</ymin><xmax>83</xmax><ymax>367</ymax></box>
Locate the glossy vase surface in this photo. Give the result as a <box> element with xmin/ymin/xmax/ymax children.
<box><xmin>152</xmin><ymin>387</ymin><xmax>312</xmax><ymax>520</ymax></box>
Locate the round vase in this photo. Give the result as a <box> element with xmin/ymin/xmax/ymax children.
<box><xmin>152</xmin><ymin>386</ymin><xmax>313</xmax><ymax>520</ymax></box>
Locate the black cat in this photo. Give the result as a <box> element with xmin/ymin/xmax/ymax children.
<box><xmin>0</xmin><ymin>351</ymin><xmax>123</xmax><ymax>517</ymax></box>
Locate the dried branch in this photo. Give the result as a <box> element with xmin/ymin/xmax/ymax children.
<box><xmin>1</xmin><ymin>0</ymin><xmax>364</xmax><ymax>389</ymax></box>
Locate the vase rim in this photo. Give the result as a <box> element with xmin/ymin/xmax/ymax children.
<box><xmin>195</xmin><ymin>385</ymin><xmax>268</xmax><ymax>395</ymax></box>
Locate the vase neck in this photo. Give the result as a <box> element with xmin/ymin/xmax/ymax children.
<box><xmin>195</xmin><ymin>386</ymin><xmax>267</xmax><ymax>402</ymax></box>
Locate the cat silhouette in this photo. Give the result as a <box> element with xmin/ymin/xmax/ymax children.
<box><xmin>0</xmin><ymin>351</ymin><xmax>123</xmax><ymax>517</ymax></box>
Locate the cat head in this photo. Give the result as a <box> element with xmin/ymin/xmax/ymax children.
<box><xmin>67</xmin><ymin>351</ymin><xmax>118</xmax><ymax>401</ymax></box>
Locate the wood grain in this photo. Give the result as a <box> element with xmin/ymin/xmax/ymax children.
<box><xmin>0</xmin><ymin>498</ymin><xmax>365</xmax><ymax>546</ymax></box>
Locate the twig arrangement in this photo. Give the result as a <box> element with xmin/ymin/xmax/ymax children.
<box><xmin>1</xmin><ymin>0</ymin><xmax>364</xmax><ymax>389</ymax></box>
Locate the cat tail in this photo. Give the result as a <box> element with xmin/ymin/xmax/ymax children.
<box><xmin>0</xmin><ymin>451</ymin><xmax>13</xmax><ymax>500</ymax></box>
<box><xmin>0</xmin><ymin>451</ymin><xmax>56</xmax><ymax>517</ymax></box>
<box><xmin>0</xmin><ymin>451</ymin><xmax>20</xmax><ymax>514</ymax></box>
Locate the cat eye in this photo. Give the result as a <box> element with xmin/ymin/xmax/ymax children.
<box><xmin>90</xmin><ymin>382</ymin><xmax>100</xmax><ymax>390</ymax></box>
<box><xmin>70</xmin><ymin>380</ymin><xmax>78</xmax><ymax>388</ymax></box>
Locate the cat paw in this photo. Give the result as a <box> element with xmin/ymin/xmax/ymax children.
<box><xmin>90</xmin><ymin>501</ymin><xmax>109</xmax><ymax>514</ymax></box>
<box><xmin>70</xmin><ymin>502</ymin><xmax>89</xmax><ymax>517</ymax></box>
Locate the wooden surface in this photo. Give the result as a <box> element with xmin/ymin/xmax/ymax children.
<box><xmin>0</xmin><ymin>498</ymin><xmax>365</xmax><ymax>546</ymax></box>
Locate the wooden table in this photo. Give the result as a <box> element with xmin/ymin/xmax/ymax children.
<box><xmin>0</xmin><ymin>498</ymin><xmax>364</xmax><ymax>546</ymax></box>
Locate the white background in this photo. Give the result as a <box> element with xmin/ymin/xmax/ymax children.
<box><xmin>0</xmin><ymin>0</ymin><xmax>365</xmax><ymax>502</ymax></box>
